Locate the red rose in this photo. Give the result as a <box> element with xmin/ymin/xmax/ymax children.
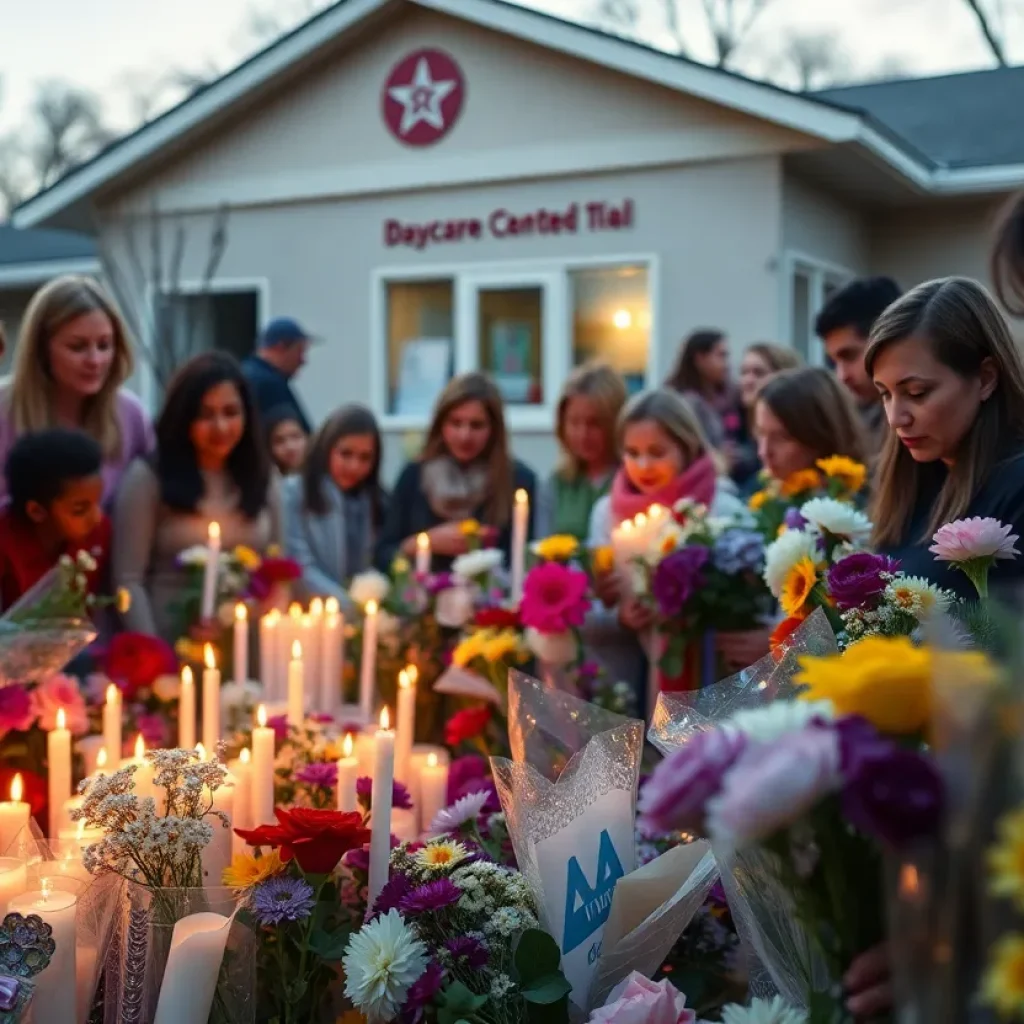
<box><xmin>104</xmin><ymin>633</ymin><xmax>178</xmax><ymax>700</ymax></box>
<box><xmin>234</xmin><ymin>820</ymin><xmax>288</xmax><ymax>849</ymax></box>
<box><xmin>278</xmin><ymin>808</ymin><xmax>371</xmax><ymax>874</ymax></box>
<box><xmin>473</xmin><ymin>607</ymin><xmax>520</xmax><ymax>630</ymax></box>
<box><xmin>445</xmin><ymin>705</ymin><xmax>492</xmax><ymax>748</ymax></box>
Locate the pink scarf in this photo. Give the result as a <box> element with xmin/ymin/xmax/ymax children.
<box><xmin>609</xmin><ymin>453</ymin><xmax>718</xmax><ymax>522</ymax></box>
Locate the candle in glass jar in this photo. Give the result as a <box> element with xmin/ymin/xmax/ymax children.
<box><xmin>200</xmin><ymin>521</ymin><xmax>222</xmax><ymax>622</ymax></box>
<box><xmin>103</xmin><ymin>683</ymin><xmax>122</xmax><ymax>766</ymax></box>
<box><xmin>420</xmin><ymin>753</ymin><xmax>449</xmax><ymax>833</ymax></box>
<box><xmin>415</xmin><ymin>532</ymin><xmax>431</xmax><ymax>575</ymax></box>
<box><xmin>359</xmin><ymin>600</ymin><xmax>378</xmax><ymax>722</ymax></box>
<box><xmin>180</xmin><ymin>665</ymin><xmax>196</xmax><ymax>750</ymax></box>
<box><xmin>336</xmin><ymin>733</ymin><xmax>358</xmax><ymax>813</ymax></box>
<box><xmin>287</xmin><ymin>640</ymin><xmax>304</xmax><ymax>727</ymax></box>
<box><xmin>510</xmin><ymin>488</ymin><xmax>529</xmax><ymax>603</ymax></box>
<box><xmin>395</xmin><ymin>668</ymin><xmax>416</xmax><ymax>785</ymax></box>
<box><xmin>367</xmin><ymin>707</ymin><xmax>395</xmax><ymax>911</ymax></box>
<box><xmin>48</xmin><ymin>708</ymin><xmax>71</xmax><ymax>839</ymax></box>
<box><xmin>0</xmin><ymin>774</ymin><xmax>30</xmax><ymax>856</ymax></box>
<box><xmin>259</xmin><ymin>609</ymin><xmax>280</xmax><ymax>702</ymax></box>
<box><xmin>251</xmin><ymin>706</ymin><xmax>275</xmax><ymax>827</ymax></box>
<box><xmin>202</xmin><ymin>644</ymin><xmax>221</xmax><ymax>755</ymax></box>
<box><xmin>10</xmin><ymin>880</ymin><xmax>77</xmax><ymax>1022</ymax></box>
<box><xmin>233</xmin><ymin>604</ymin><xmax>249</xmax><ymax>685</ymax></box>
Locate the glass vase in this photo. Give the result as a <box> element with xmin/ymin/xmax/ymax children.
<box><xmin>0</xmin><ymin>618</ymin><xmax>97</xmax><ymax>687</ymax></box>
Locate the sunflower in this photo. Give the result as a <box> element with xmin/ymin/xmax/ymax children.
<box><xmin>222</xmin><ymin>849</ymin><xmax>285</xmax><ymax>892</ymax></box>
<box><xmin>816</xmin><ymin>455</ymin><xmax>867</xmax><ymax>494</ymax></box>
<box><xmin>780</xmin><ymin>557</ymin><xmax>819</xmax><ymax>617</ymax></box>
<box><xmin>533</xmin><ymin>534</ymin><xmax>579</xmax><ymax>562</ymax></box>
<box><xmin>780</xmin><ymin>468</ymin><xmax>823</xmax><ymax>497</ymax></box>
<box><xmin>981</xmin><ymin>934</ymin><xmax>1024</xmax><ymax>1017</ymax></box>
<box><xmin>990</xmin><ymin>808</ymin><xmax>1024</xmax><ymax>910</ymax></box>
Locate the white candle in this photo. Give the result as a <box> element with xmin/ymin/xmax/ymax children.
<box><xmin>359</xmin><ymin>600</ymin><xmax>378</xmax><ymax>722</ymax></box>
<box><xmin>152</xmin><ymin>912</ymin><xmax>232</xmax><ymax>1024</ymax></box>
<box><xmin>395</xmin><ymin>668</ymin><xmax>416</xmax><ymax>785</ymax></box>
<box><xmin>202</xmin><ymin>767</ymin><xmax>234</xmax><ymax>892</ymax></box>
<box><xmin>392</xmin><ymin>808</ymin><xmax>417</xmax><ymax>841</ymax></box>
<box><xmin>415</xmin><ymin>532</ymin><xmax>431</xmax><ymax>575</ymax></box>
<box><xmin>48</xmin><ymin>707</ymin><xmax>71</xmax><ymax>839</ymax></box>
<box><xmin>133</xmin><ymin>735</ymin><xmax>156</xmax><ymax>802</ymax></box>
<box><xmin>355</xmin><ymin>728</ymin><xmax>376</xmax><ymax>778</ymax></box>
<box><xmin>259</xmin><ymin>609</ymin><xmax>280</xmax><ymax>702</ymax></box>
<box><xmin>10</xmin><ymin>881</ymin><xmax>77</xmax><ymax>1022</ymax></box>
<box><xmin>0</xmin><ymin>856</ymin><xmax>26</xmax><ymax>914</ymax></box>
<box><xmin>180</xmin><ymin>665</ymin><xmax>196</xmax><ymax>750</ymax></box>
<box><xmin>58</xmin><ymin>817</ymin><xmax>103</xmax><ymax>850</ymax></box>
<box><xmin>367</xmin><ymin>707</ymin><xmax>395</xmax><ymax>912</ymax></box>
<box><xmin>0</xmin><ymin>773</ymin><xmax>30</xmax><ymax>856</ymax></box>
<box><xmin>511</xmin><ymin>487</ymin><xmax>529</xmax><ymax>603</ymax></box>
<box><xmin>336</xmin><ymin>733</ymin><xmax>358</xmax><ymax>813</ymax></box>
<box><xmin>408</xmin><ymin>744</ymin><xmax>450</xmax><ymax>814</ymax></box>
<box><xmin>251</xmin><ymin>705</ymin><xmax>275</xmax><ymax>827</ymax></box>
<box><xmin>288</xmin><ymin>639</ymin><xmax>305</xmax><ymax>728</ymax></box>
<box><xmin>307</xmin><ymin>599</ymin><xmax>324</xmax><ymax>702</ymax></box>
<box><xmin>202</xmin><ymin>644</ymin><xmax>221</xmax><ymax>755</ymax></box>
<box><xmin>76</xmin><ymin>734</ymin><xmax>106</xmax><ymax>780</ymax></box>
<box><xmin>420</xmin><ymin>752</ymin><xmax>449</xmax><ymax>833</ymax></box>
<box><xmin>61</xmin><ymin>795</ymin><xmax>84</xmax><ymax>836</ymax></box>
<box><xmin>229</xmin><ymin>749</ymin><xmax>252</xmax><ymax>856</ymax></box>
<box><xmin>37</xmin><ymin>838</ymin><xmax>92</xmax><ymax>887</ymax></box>
<box><xmin>233</xmin><ymin>604</ymin><xmax>249</xmax><ymax>686</ymax></box>
<box><xmin>103</xmin><ymin>683</ymin><xmax>122</xmax><ymax>765</ymax></box>
<box><xmin>200</xmin><ymin>520</ymin><xmax>222</xmax><ymax>621</ymax></box>
<box><xmin>321</xmin><ymin>602</ymin><xmax>342</xmax><ymax>716</ymax></box>
<box><xmin>284</xmin><ymin>603</ymin><xmax>303</xmax><ymax>692</ymax></box>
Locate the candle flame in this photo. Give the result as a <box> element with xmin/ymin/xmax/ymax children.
<box><xmin>289</xmin><ymin>602</ymin><xmax>303</xmax><ymax>620</ymax></box>
<box><xmin>291</xmin><ymin>639</ymin><xmax>302</xmax><ymax>660</ymax></box>
<box><xmin>56</xmin><ymin>708</ymin><xmax>66</xmax><ymax>730</ymax></box>
<box><xmin>635</xmin><ymin>512</ymin><xmax>647</xmax><ymax>528</ymax></box>
<box><xmin>76</xmin><ymin>820</ymin><xmax>85</xmax><ymax>840</ymax></box>
<box><xmin>40</xmin><ymin>878</ymin><xmax>52</xmax><ymax>902</ymax></box>
<box><xmin>209</xmin><ymin>521</ymin><xmax>221</xmax><ymax>541</ymax></box>
<box><xmin>204</xmin><ymin>644</ymin><xmax>216</xmax><ymax>670</ymax></box>
<box><xmin>416</xmin><ymin>532</ymin><xmax>429</xmax><ymax>550</ymax></box>
<box><xmin>515</xmin><ymin>488</ymin><xmax>528</xmax><ymax>505</ymax></box>
<box><xmin>427</xmin><ymin>752</ymin><xmax>438</xmax><ymax>768</ymax></box>
<box><xmin>380</xmin><ymin>706</ymin><xmax>391</xmax><ymax>730</ymax></box>
<box><xmin>196</xmin><ymin>742</ymin><xmax>206</xmax><ymax>759</ymax></box>
<box><xmin>324</xmin><ymin>596</ymin><xmax>340</xmax><ymax>616</ymax></box>
<box><xmin>97</xmin><ymin>747</ymin><xmax>108</xmax><ymax>769</ymax></box>
<box><xmin>265</xmin><ymin>608</ymin><xmax>280</xmax><ymax>625</ymax></box>
<box><xmin>135</xmin><ymin>734</ymin><xmax>145</xmax><ymax>759</ymax></box>
<box><xmin>106</xmin><ymin>683</ymin><xmax>118</xmax><ymax>705</ymax></box>
<box><xmin>10</xmin><ymin>774</ymin><xmax>22</xmax><ymax>802</ymax></box>
<box><xmin>310</xmin><ymin>597</ymin><xmax>324</xmax><ymax>616</ymax></box>
<box><xmin>365</xmin><ymin>599</ymin><xmax>378</xmax><ymax>615</ymax></box>
<box><xmin>899</xmin><ymin>863</ymin><xmax>920</xmax><ymax>896</ymax></box>
<box><xmin>235</xmin><ymin>603</ymin><xmax>247</xmax><ymax>622</ymax></box>
<box><xmin>182</xmin><ymin>665</ymin><xmax>193</xmax><ymax>687</ymax></box>
<box><xmin>620</xmin><ymin>520</ymin><xmax>633</xmax><ymax>534</ymax></box>
<box><xmin>240</xmin><ymin>748</ymin><xmax>251</xmax><ymax>764</ymax></box>
<box><xmin>398</xmin><ymin>669</ymin><xmax>410</xmax><ymax>690</ymax></box>
<box><xmin>407</xmin><ymin>664</ymin><xmax>419</xmax><ymax>686</ymax></box>
<box><xmin>648</xmin><ymin>503</ymin><xmax>666</xmax><ymax>519</ymax></box>
<box><xmin>343</xmin><ymin>733</ymin><xmax>353</xmax><ymax>758</ymax></box>
<box><xmin>257</xmin><ymin>704</ymin><xmax>267</xmax><ymax>728</ymax></box>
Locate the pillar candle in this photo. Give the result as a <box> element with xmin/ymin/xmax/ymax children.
<box><xmin>76</xmin><ymin>734</ymin><xmax>106</xmax><ymax>780</ymax></box>
<box><xmin>359</xmin><ymin>600</ymin><xmax>378</xmax><ymax>722</ymax></box>
<box><xmin>259</xmin><ymin>609</ymin><xmax>280</xmax><ymax>702</ymax></box>
<box><xmin>152</xmin><ymin>911</ymin><xmax>232</xmax><ymax>1024</ymax></box>
<box><xmin>10</xmin><ymin>882</ymin><xmax>77</xmax><ymax>1022</ymax></box>
<box><xmin>228</xmin><ymin>749</ymin><xmax>252</xmax><ymax>832</ymax></box>
<box><xmin>48</xmin><ymin>708</ymin><xmax>71</xmax><ymax>839</ymax></box>
<box><xmin>367</xmin><ymin>707</ymin><xmax>395</xmax><ymax>912</ymax></box>
<box><xmin>202</xmin><ymin>644</ymin><xmax>221</xmax><ymax>755</ymax></box>
<box><xmin>415</xmin><ymin>532</ymin><xmax>431</xmax><ymax>575</ymax></box>
<box><xmin>233</xmin><ymin>604</ymin><xmax>249</xmax><ymax>685</ymax></box>
<box><xmin>288</xmin><ymin>639</ymin><xmax>304</xmax><ymax>728</ymax></box>
<box><xmin>61</xmin><ymin>795</ymin><xmax>85</xmax><ymax>837</ymax></box>
<box><xmin>0</xmin><ymin>857</ymin><xmax>26</xmax><ymax>915</ymax></box>
<box><xmin>0</xmin><ymin>774</ymin><xmax>30</xmax><ymax>856</ymax></box>
<box><xmin>133</xmin><ymin>735</ymin><xmax>156</xmax><ymax>803</ymax></box>
<box><xmin>395</xmin><ymin>668</ymin><xmax>416</xmax><ymax>785</ymax></box>
<box><xmin>420</xmin><ymin>752</ymin><xmax>449</xmax><ymax>834</ymax></box>
<box><xmin>510</xmin><ymin>487</ymin><xmax>529</xmax><ymax>603</ymax></box>
<box><xmin>58</xmin><ymin>818</ymin><xmax>103</xmax><ymax>850</ymax></box>
<box><xmin>251</xmin><ymin>706</ymin><xmax>275</xmax><ymax>827</ymax></box>
<box><xmin>408</xmin><ymin>744</ymin><xmax>450</xmax><ymax>819</ymax></box>
<box><xmin>180</xmin><ymin>665</ymin><xmax>196</xmax><ymax>750</ymax></box>
<box><xmin>336</xmin><ymin>733</ymin><xmax>358</xmax><ymax>813</ymax></box>
<box><xmin>103</xmin><ymin>684</ymin><xmax>122</xmax><ymax>765</ymax></box>
<box><xmin>202</xmin><ymin>768</ymin><xmax>234</xmax><ymax>892</ymax></box>
<box><xmin>321</xmin><ymin>603</ymin><xmax>342</xmax><ymax>717</ymax></box>
<box><xmin>200</xmin><ymin>521</ymin><xmax>222</xmax><ymax>622</ymax></box>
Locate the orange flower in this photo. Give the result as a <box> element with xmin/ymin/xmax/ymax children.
<box><xmin>780</xmin><ymin>557</ymin><xmax>819</xmax><ymax>617</ymax></box>
<box><xmin>770</xmin><ymin>615</ymin><xmax>806</xmax><ymax>658</ymax></box>
<box><xmin>780</xmin><ymin>468</ymin><xmax>822</xmax><ymax>497</ymax></box>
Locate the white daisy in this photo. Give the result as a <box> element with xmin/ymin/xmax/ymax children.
<box><xmin>885</xmin><ymin>575</ymin><xmax>952</xmax><ymax>618</ymax></box>
<box><xmin>799</xmin><ymin>498</ymin><xmax>872</xmax><ymax>542</ymax></box>
<box><xmin>452</xmin><ymin>548</ymin><xmax>505</xmax><ymax>582</ymax></box>
<box><xmin>721</xmin><ymin>996</ymin><xmax>808</xmax><ymax>1023</ymax></box>
<box><xmin>428</xmin><ymin>790</ymin><xmax>492</xmax><ymax>835</ymax></box>
<box><xmin>764</xmin><ymin>528</ymin><xmax>820</xmax><ymax>597</ymax></box>
<box><xmin>343</xmin><ymin>909</ymin><xmax>429</xmax><ymax>1019</ymax></box>
<box><xmin>724</xmin><ymin>699</ymin><xmax>834</xmax><ymax>743</ymax></box>
<box><xmin>349</xmin><ymin>569</ymin><xmax>391</xmax><ymax>607</ymax></box>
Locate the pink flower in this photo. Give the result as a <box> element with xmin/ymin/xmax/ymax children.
<box><xmin>30</xmin><ymin>674</ymin><xmax>89</xmax><ymax>735</ymax></box>
<box><xmin>930</xmin><ymin>517</ymin><xmax>1019</xmax><ymax>563</ymax></box>
<box><xmin>520</xmin><ymin>562</ymin><xmax>590</xmax><ymax>634</ymax></box>
<box><xmin>135</xmin><ymin>712</ymin><xmax>169</xmax><ymax>748</ymax></box>
<box><xmin>587</xmin><ymin>973</ymin><xmax>695</xmax><ymax>1024</ymax></box>
<box><xmin>0</xmin><ymin>685</ymin><xmax>35</xmax><ymax>739</ymax></box>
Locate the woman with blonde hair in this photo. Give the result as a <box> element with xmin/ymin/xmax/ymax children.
<box><xmin>0</xmin><ymin>275</ymin><xmax>152</xmax><ymax>507</ymax></box>
<box><xmin>374</xmin><ymin>372</ymin><xmax>536</xmax><ymax>569</ymax></box>
<box><xmin>536</xmin><ymin>362</ymin><xmax>626</xmax><ymax>539</ymax></box>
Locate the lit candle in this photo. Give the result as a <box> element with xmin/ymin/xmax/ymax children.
<box><xmin>233</xmin><ymin>604</ymin><xmax>249</xmax><ymax>686</ymax></box>
<box><xmin>200</xmin><ymin>521</ymin><xmax>222</xmax><ymax>621</ymax></box>
<box><xmin>202</xmin><ymin>644</ymin><xmax>221</xmax><ymax>755</ymax></box>
<box><xmin>0</xmin><ymin>856</ymin><xmax>27</xmax><ymax>914</ymax></box>
<box><xmin>288</xmin><ymin>639</ymin><xmax>305</xmax><ymax>728</ymax></box>
<box><xmin>58</xmin><ymin>816</ymin><xmax>103</xmax><ymax>850</ymax></box>
<box><xmin>420</xmin><ymin>752</ymin><xmax>449</xmax><ymax>833</ymax></box>
<box><xmin>48</xmin><ymin>708</ymin><xmax>71</xmax><ymax>838</ymax></box>
<box><xmin>201</xmin><ymin>762</ymin><xmax>234</xmax><ymax>893</ymax></box>
<box><xmin>285</xmin><ymin>602</ymin><xmax>303</xmax><ymax>688</ymax></box>
<box><xmin>133</xmin><ymin>735</ymin><xmax>156</xmax><ymax>803</ymax></box>
<box><xmin>321</xmin><ymin>599</ymin><xmax>342</xmax><ymax>716</ymax></box>
<box><xmin>395</xmin><ymin>668</ymin><xmax>416</xmax><ymax>785</ymax></box>
<box><xmin>180</xmin><ymin>666</ymin><xmax>196</xmax><ymax>750</ymax></box>
<box><xmin>103</xmin><ymin>683</ymin><xmax>122</xmax><ymax>764</ymax></box>
<box><xmin>251</xmin><ymin>706</ymin><xmax>275</xmax><ymax>827</ymax></box>
<box><xmin>95</xmin><ymin>746</ymin><xmax>109</xmax><ymax>775</ymax></box>
<box><xmin>259</xmin><ymin>609</ymin><xmax>280</xmax><ymax>702</ymax></box>
<box><xmin>76</xmin><ymin>734</ymin><xmax>106</xmax><ymax>780</ymax></box>
<box><xmin>415</xmin><ymin>532</ymin><xmax>431</xmax><ymax>575</ymax></box>
<box><xmin>408</xmin><ymin>743</ymin><xmax>449</xmax><ymax>820</ymax></box>
<box><xmin>10</xmin><ymin>880</ymin><xmax>77</xmax><ymax>1022</ymax></box>
<box><xmin>0</xmin><ymin>774</ymin><xmax>30</xmax><ymax>856</ymax></box>
<box><xmin>308</xmin><ymin>598</ymin><xmax>324</xmax><ymax>699</ymax></box>
<box><xmin>336</xmin><ymin>733</ymin><xmax>358</xmax><ymax>813</ymax></box>
<box><xmin>229</xmin><ymin>749</ymin><xmax>252</xmax><ymax>856</ymax></box>
<box><xmin>43</xmin><ymin>834</ymin><xmax>92</xmax><ymax>886</ymax></box>
<box><xmin>367</xmin><ymin>707</ymin><xmax>395</xmax><ymax>912</ymax></box>
<box><xmin>511</xmin><ymin>487</ymin><xmax>529</xmax><ymax>603</ymax></box>
<box><xmin>359</xmin><ymin>600</ymin><xmax>378</xmax><ymax>722</ymax></box>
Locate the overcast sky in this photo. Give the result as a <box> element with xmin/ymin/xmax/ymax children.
<box><xmin>1</xmin><ymin>0</ymin><xmax>1021</xmax><ymax>133</ymax></box>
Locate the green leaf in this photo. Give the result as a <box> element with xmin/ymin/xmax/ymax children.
<box><xmin>307</xmin><ymin>926</ymin><xmax>352</xmax><ymax>961</ymax></box>
<box><xmin>514</xmin><ymin>929</ymin><xmax>562</xmax><ymax>984</ymax></box>
<box><xmin>437</xmin><ymin>980</ymin><xmax>488</xmax><ymax>1014</ymax></box>
<box><xmin>521</xmin><ymin>972</ymin><xmax>572</xmax><ymax>1004</ymax></box>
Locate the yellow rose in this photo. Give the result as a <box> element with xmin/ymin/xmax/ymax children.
<box><xmin>533</xmin><ymin>535</ymin><xmax>579</xmax><ymax>562</ymax></box>
<box><xmin>816</xmin><ymin>455</ymin><xmax>867</xmax><ymax>495</ymax></box>
<box><xmin>781</xmin><ymin>468</ymin><xmax>823</xmax><ymax>497</ymax></box>
<box><xmin>234</xmin><ymin>545</ymin><xmax>262</xmax><ymax>572</ymax></box>
<box><xmin>592</xmin><ymin>546</ymin><xmax>615</xmax><ymax>576</ymax></box>
<box><xmin>459</xmin><ymin>519</ymin><xmax>482</xmax><ymax>537</ymax></box>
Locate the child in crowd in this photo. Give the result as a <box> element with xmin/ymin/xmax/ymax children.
<box><xmin>536</xmin><ymin>362</ymin><xmax>625</xmax><ymax>540</ymax></box>
<box><xmin>265</xmin><ymin>406</ymin><xmax>309</xmax><ymax>476</ymax></box>
<box><xmin>0</xmin><ymin>429</ymin><xmax>110</xmax><ymax>610</ymax></box>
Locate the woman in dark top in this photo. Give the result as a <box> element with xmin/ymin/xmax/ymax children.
<box><xmin>374</xmin><ymin>372</ymin><xmax>536</xmax><ymax>571</ymax></box>
<box><xmin>867</xmin><ymin>276</ymin><xmax>1024</xmax><ymax>599</ymax></box>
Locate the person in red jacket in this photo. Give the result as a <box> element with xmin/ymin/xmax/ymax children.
<box><xmin>0</xmin><ymin>428</ymin><xmax>110</xmax><ymax>611</ymax></box>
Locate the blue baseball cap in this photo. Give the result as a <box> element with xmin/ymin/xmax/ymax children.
<box><xmin>257</xmin><ymin>317</ymin><xmax>319</xmax><ymax>348</ymax></box>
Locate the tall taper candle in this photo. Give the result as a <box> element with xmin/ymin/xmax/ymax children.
<box><xmin>103</xmin><ymin>683</ymin><xmax>122</xmax><ymax>765</ymax></box>
<box><xmin>251</xmin><ymin>706</ymin><xmax>275</xmax><ymax>827</ymax></box>
<box><xmin>200</xmin><ymin>521</ymin><xmax>222</xmax><ymax>622</ymax></box>
<box><xmin>48</xmin><ymin>708</ymin><xmax>71</xmax><ymax>839</ymax></box>
<box><xmin>229</xmin><ymin>749</ymin><xmax>252</xmax><ymax>855</ymax></box>
<box><xmin>415</xmin><ymin>532</ymin><xmax>431</xmax><ymax>575</ymax></box>
<box><xmin>367</xmin><ymin>707</ymin><xmax>395</xmax><ymax>912</ymax></box>
<box><xmin>233</xmin><ymin>604</ymin><xmax>249</xmax><ymax>685</ymax></box>
<box><xmin>259</xmin><ymin>609</ymin><xmax>280</xmax><ymax>702</ymax></box>
<box><xmin>284</xmin><ymin>603</ymin><xmax>303</xmax><ymax>694</ymax></box>
<box><xmin>337</xmin><ymin>733</ymin><xmax>358</xmax><ymax>812</ymax></box>
<box><xmin>202</xmin><ymin>767</ymin><xmax>234</xmax><ymax>892</ymax></box>
<box><xmin>10</xmin><ymin>882</ymin><xmax>77</xmax><ymax>1023</ymax></box>
<box><xmin>180</xmin><ymin>665</ymin><xmax>196</xmax><ymax>750</ymax></box>
<box><xmin>287</xmin><ymin>639</ymin><xmax>304</xmax><ymax>728</ymax></box>
<box><xmin>0</xmin><ymin>774</ymin><xmax>30</xmax><ymax>856</ymax></box>
<box><xmin>359</xmin><ymin>600</ymin><xmax>378</xmax><ymax>722</ymax></box>
<box><xmin>395</xmin><ymin>668</ymin><xmax>416</xmax><ymax>785</ymax></box>
<box><xmin>510</xmin><ymin>487</ymin><xmax>529</xmax><ymax>603</ymax></box>
<box><xmin>202</xmin><ymin>644</ymin><xmax>221</xmax><ymax>755</ymax></box>
<box><xmin>321</xmin><ymin>601</ymin><xmax>342</xmax><ymax>716</ymax></box>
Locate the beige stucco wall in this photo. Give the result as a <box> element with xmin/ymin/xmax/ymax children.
<box><xmin>781</xmin><ymin>174</ymin><xmax>870</xmax><ymax>275</ymax></box>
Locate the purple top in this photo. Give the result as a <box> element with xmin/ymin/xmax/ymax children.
<box><xmin>0</xmin><ymin>388</ymin><xmax>154</xmax><ymax>509</ymax></box>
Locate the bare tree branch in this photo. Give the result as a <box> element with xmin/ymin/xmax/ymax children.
<box><xmin>773</xmin><ymin>30</ymin><xmax>851</xmax><ymax>91</ymax></box>
<box><xmin>701</xmin><ymin>0</ymin><xmax>776</xmax><ymax>66</ymax></box>
<box><xmin>962</xmin><ymin>0</ymin><xmax>1009</xmax><ymax>65</ymax></box>
<box><xmin>29</xmin><ymin>82</ymin><xmax>114</xmax><ymax>189</ymax></box>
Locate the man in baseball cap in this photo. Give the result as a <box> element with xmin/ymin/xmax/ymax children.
<box><xmin>241</xmin><ymin>317</ymin><xmax>317</xmax><ymax>433</ymax></box>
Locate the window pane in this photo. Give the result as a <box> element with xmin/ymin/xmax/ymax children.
<box><xmin>386</xmin><ymin>280</ymin><xmax>454</xmax><ymax>415</ymax></box>
<box><xmin>570</xmin><ymin>265</ymin><xmax>649</xmax><ymax>394</ymax></box>
<box><xmin>791</xmin><ymin>271</ymin><xmax>811</xmax><ymax>361</ymax></box>
<box><xmin>477</xmin><ymin>286</ymin><xmax>544</xmax><ymax>406</ymax></box>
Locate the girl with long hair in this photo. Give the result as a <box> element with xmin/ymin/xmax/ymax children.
<box><xmin>112</xmin><ymin>352</ymin><xmax>280</xmax><ymax>642</ymax></box>
<box><xmin>0</xmin><ymin>275</ymin><xmax>152</xmax><ymax>507</ymax></box>
<box><xmin>374</xmin><ymin>372</ymin><xmax>536</xmax><ymax>569</ymax></box>
<box><xmin>283</xmin><ymin>404</ymin><xmax>387</xmax><ymax>605</ymax></box>
<box><xmin>264</xmin><ymin>406</ymin><xmax>309</xmax><ymax>476</ymax></box>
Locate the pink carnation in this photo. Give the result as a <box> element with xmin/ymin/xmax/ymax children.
<box><xmin>0</xmin><ymin>685</ymin><xmax>35</xmax><ymax>739</ymax></box>
<box><xmin>519</xmin><ymin>562</ymin><xmax>589</xmax><ymax>634</ymax></box>
<box><xmin>930</xmin><ymin>517</ymin><xmax>1019</xmax><ymax>563</ymax></box>
<box><xmin>30</xmin><ymin>674</ymin><xmax>89</xmax><ymax>735</ymax></box>
<box><xmin>587</xmin><ymin>973</ymin><xmax>695</xmax><ymax>1024</ymax></box>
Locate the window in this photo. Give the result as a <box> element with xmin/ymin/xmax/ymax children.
<box><xmin>478</xmin><ymin>286</ymin><xmax>544</xmax><ymax>405</ymax></box>
<box><xmin>784</xmin><ymin>255</ymin><xmax>852</xmax><ymax>365</ymax></box>
<box><xmin>385</xmin><ymin>279</ymin><xmax>454</xmax><ymax>415</ymax></box>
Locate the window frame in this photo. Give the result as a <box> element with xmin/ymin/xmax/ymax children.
<box><xmin>780</xmin><ymin>250</ymin><xmax>854</xmax><ymax>367</ymax></box>
<box><xmin>371</xmin><ymin>253</ymin><xmax>659</xmax><ymax>431</ymax></box>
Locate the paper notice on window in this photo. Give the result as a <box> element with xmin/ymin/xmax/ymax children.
<box><xmin>393</xmin><ymin>338</ymin><xmax>451</xmax><ymax>415</ymax></box>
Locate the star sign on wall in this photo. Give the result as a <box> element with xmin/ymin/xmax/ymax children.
<box><xmin>381</xmin><ymin>49</ymin><xmax>466</xmax><ymax>147</ymax></box>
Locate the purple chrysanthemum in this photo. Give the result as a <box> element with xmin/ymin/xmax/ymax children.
<box><xmin>251</xmin><ymin>876</ymin><xmax>317</xmax><ymax>925</ymax></box>
<box><xmin>651</xmin><ymin>546</ymin><xmax>709</xmax><ymax>618</ymax></box>
<box><xmin>267</xmin><ymin>714</ymin><xmax>290</xmax><ymax>743</ymax></box>
<box><xmin>371</xmin><ymin>871</ymin><xmax>413</xmax><ymax>917</ymax></box>
<box><xmin>356</xmin><ymin>776</ymin><xmax>413</xmax><ymax>811</ymax></box>
<box><xmin>445</xmin><ymin>934</ymin><xmax>489</xmax><ymax>970</ymax></box>
<box><xmin>399</xmin><ymin>878</ymin><xmax>462</xmax><ymax>915</ymax></box>
<box><xmin>406</xmin><ymin>961</ymin><xmax>445</xmax><ymax>1011</ymax></box>
<box><xmin>296</xmin><ymin>761</ymin><xmax>338</xmax><ymax>788</ymax></box>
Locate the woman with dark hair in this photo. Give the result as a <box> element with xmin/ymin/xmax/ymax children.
<box><xmin>264</xmin><ymin>405</ymin><xmax>308</xmax><ymax>476</ymax></box>
<box><xmin>991</xmin><ymin>191</ymin><xmax>1024</xmax><ymax>316</ymax></box>
<box><xmin>112</xmin><ymin>352</ymin><xmax>281</xmax><ymax>642</ymax></box>
<box><xmin>283</xmin><ymin>404</ymin><xmax>387</xmax><ymax>606</ymax></box>
<box><xmin>374</xmin><ymin>372</ymin><xmax>536</xmax><ymax>570</ymax></box>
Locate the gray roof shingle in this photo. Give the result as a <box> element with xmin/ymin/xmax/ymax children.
<box><xmin>0</xmin><ymin>224</ymin><xmax>96</xmax><ymax>267</ymax></box>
